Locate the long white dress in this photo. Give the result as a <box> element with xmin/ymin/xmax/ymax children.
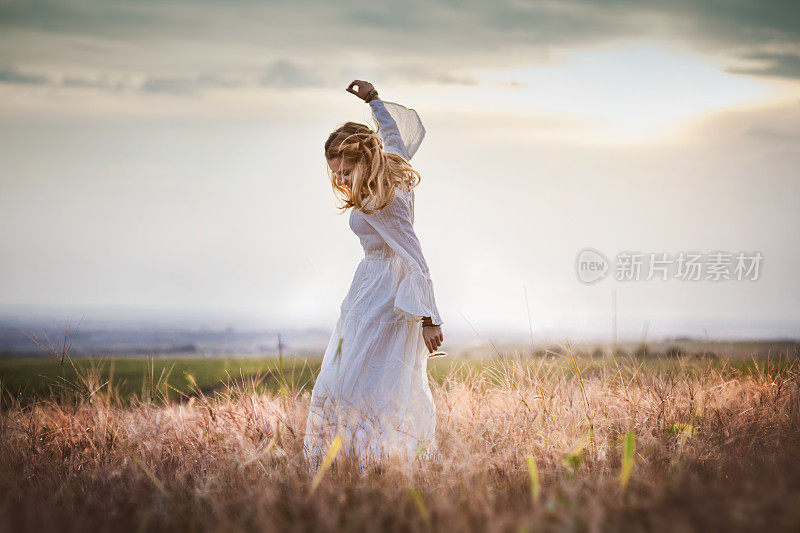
<box><xmin>304</xmin><ymin>98</ymin><xmax>443</xmax><ymax>466</ymax></box>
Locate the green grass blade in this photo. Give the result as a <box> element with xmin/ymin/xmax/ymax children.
<box><xmin>526</xmin><ymin>455</ymin><xmax>541</xmax><ymax>500</ymax></box>
<box><xmin>410</xmin><ymin>487</ymin><xmax>430</xmax><ymax>523</ymax></box>
<box><xmin>619</xmin><ymin>430</ymin><xmax>636</xmax><ymax>491</ymax></box>
<box><xmin>310</xmin><ymin>435</ymin><xmax>342</xmax><ymax>494</ymax></box>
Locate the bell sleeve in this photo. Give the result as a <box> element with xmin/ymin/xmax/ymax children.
<box><xmin>369</xmin><ymin>99</ymin><xmax>426</xmax><ymax>161</ymax></box>
<box><xmin>361</xmin><ymin>191</ymin><xmax>443</xmax><ymax>326</ymax></box>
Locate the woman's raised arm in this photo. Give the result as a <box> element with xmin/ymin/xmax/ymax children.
<box><xmin>369</xmin><ymin>98</ymin><xmax>410</xmax><ymax>160</ymax></box>
<box><xmin>346</xmin><ymin>80</ymin><xmax>426</xmax><ymax>161</ymax></box>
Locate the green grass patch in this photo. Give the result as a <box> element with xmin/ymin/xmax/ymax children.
<box><xmin>0</xmin><ymin>353</ymin><xmax>795</xmax><ymax>405</ymax></box>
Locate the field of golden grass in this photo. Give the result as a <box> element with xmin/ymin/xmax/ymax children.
<box><xmin>1</xmin><ymin>351</ymin><xmax>799</xmax><ymax>532</ymax></box>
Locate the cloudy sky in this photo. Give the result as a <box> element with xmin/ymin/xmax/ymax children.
<box><xmin>1</xmin><ymin>0</ymin><xmax>799</xmax><ymax>341</ymax></box>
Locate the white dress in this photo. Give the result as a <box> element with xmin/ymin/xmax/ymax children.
<box><xmin>304</xmin><ymin>98</ymin><xmax>443</xmax><ymax>466</ymax></box>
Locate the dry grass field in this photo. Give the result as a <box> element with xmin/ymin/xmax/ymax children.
<box><xmin>1</xmin><ymin>348</ymin><xmax>799</xmax><ymax>532</ymax></box>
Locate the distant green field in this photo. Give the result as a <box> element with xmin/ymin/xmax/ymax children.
<box><xmin>1</xmin><ymin>348</ymin><xmax>796</xmax><ymax>405</ymax></box>
<box><xmin>0</xmin><ymin>356</ymin><xmax>461</xmax><ymax>404</ymax></box>
<box><xmin>0</xmin><ymin>357</ymin><xmax>318</xmax><ymax>404</ymax></box>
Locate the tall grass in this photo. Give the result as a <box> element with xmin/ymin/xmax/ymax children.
<box><xmin>1</xmin><ymin>350</ymin><xmax>799</xmax><ymax>531</ymax></box>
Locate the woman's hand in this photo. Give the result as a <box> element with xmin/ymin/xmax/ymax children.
<box><xmin>346</xmin><ymin>80</ymin><xmax>376</xmax><ymax>102</ymax></box>
<box><xmin>423</xmin><ymin>325</ymin><xmax>444</xmax><ymax>353</ymax></box>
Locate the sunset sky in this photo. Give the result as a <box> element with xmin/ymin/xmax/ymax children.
<box><xmin>1</xmin><ymin>0</ymin><xmax>798</xmax><ymax>342</ymax></box>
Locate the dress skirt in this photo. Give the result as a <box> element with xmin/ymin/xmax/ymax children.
<box><xmin>304</xmin><ymin>246</ymin><xmax>436</xmax><ymax>466</ymax></box>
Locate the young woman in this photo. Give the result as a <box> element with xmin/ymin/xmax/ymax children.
<box><xmin>304</xmin><ymin>80</ymin><xmax>444</xmax><ymax>466</ymax></box>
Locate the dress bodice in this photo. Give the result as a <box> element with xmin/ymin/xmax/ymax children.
<box><xmin>349</xmin><ymin>187</ymin><xmax>415</xmax><ymax>258</ymax></box>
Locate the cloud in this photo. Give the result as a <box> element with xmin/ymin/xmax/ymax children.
<box><xmin>0</xmin><ymin>66</ymin><xmax>249</xmax><ymax>95</ymax></box>
<box><xmin>140</xmin><ymin>76</ymin><xmax>199</xmax><ymax>95</ymax></box>
<box><xmin>683</xmin><ymin>97</ymin><xmax>800</xmax><ymax>152</ymax></box>
<box><xmin>746</xmin><ymin>126</ymin><xmax>800</xmax><ymax>143</ymax></box>
<box><xmin>377</xmin><ymin>64</ymin><xmax>480</xmax><ymax>86</ymax></box>
<box><xmin>0</xmin><ymin>60</ymin><xmax>479</xmax><ymax>97</ymax></box>
<box><xmin>726</xmin><ymin>53</ymin><xmax>800</xmax><ymax>79</ymax></box>
<box><xmin>62</xmin><ymin>75</ymin><xmax>131</xmax><ymax>91</ymax></box>
<box><xmin>0</xmin><ymin>67</ymin><xmax>48</xmax><ymax>85</ymax></box>
<box><xmin>1</xmin><ymin>0</ymin><xmax>800</xmax><ymax>91</ymax></box>
<box><xmin>260</xmin><ymin>60</ymin><xmax>324</xmax><ymax>88</ymax></box>
<box><xmin>0</xmin><ymin>0</ymin><xmax>171</xmax><ymax>39</ymax></box>
<box><xmin>139</xmin><ymin>60</ymin><xmax>328</xmax><ymax>94</ymax></box>
<box><xmin>138</xmin><ymin>61</ymin><xmax>330</xmax><ymax>95</ymax></box>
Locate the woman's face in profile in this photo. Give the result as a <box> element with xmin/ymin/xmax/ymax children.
<box><xmin>327</xmin><ymin>157</ymin><xmax>354</xmax><ymax>188</ymax></box>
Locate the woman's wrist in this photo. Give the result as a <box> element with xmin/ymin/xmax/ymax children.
<box><xmin>364</xmin><ymin>89</ymin><xmax>379</xmax><ymax>103</ymax></box>
<box><xmin>421</xmin><ymin>316</ymin><xmax>439</xmax><ymax>328</ymax></box>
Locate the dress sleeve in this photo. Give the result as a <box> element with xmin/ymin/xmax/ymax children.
<box><xmin>361</xmin><ymin>191</ymin><xmax>443</xmax><ymax>326</ymax></box>
<box><xmin>369</xmin><ymin>99</ymin><xmax>426</xmax><ymax>161</ymax></box>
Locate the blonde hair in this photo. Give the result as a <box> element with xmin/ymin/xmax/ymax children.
<box><xmin>324</xmin><ymin>120</ymin><xmax>420</xmax><ymax>214</ymax></box>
